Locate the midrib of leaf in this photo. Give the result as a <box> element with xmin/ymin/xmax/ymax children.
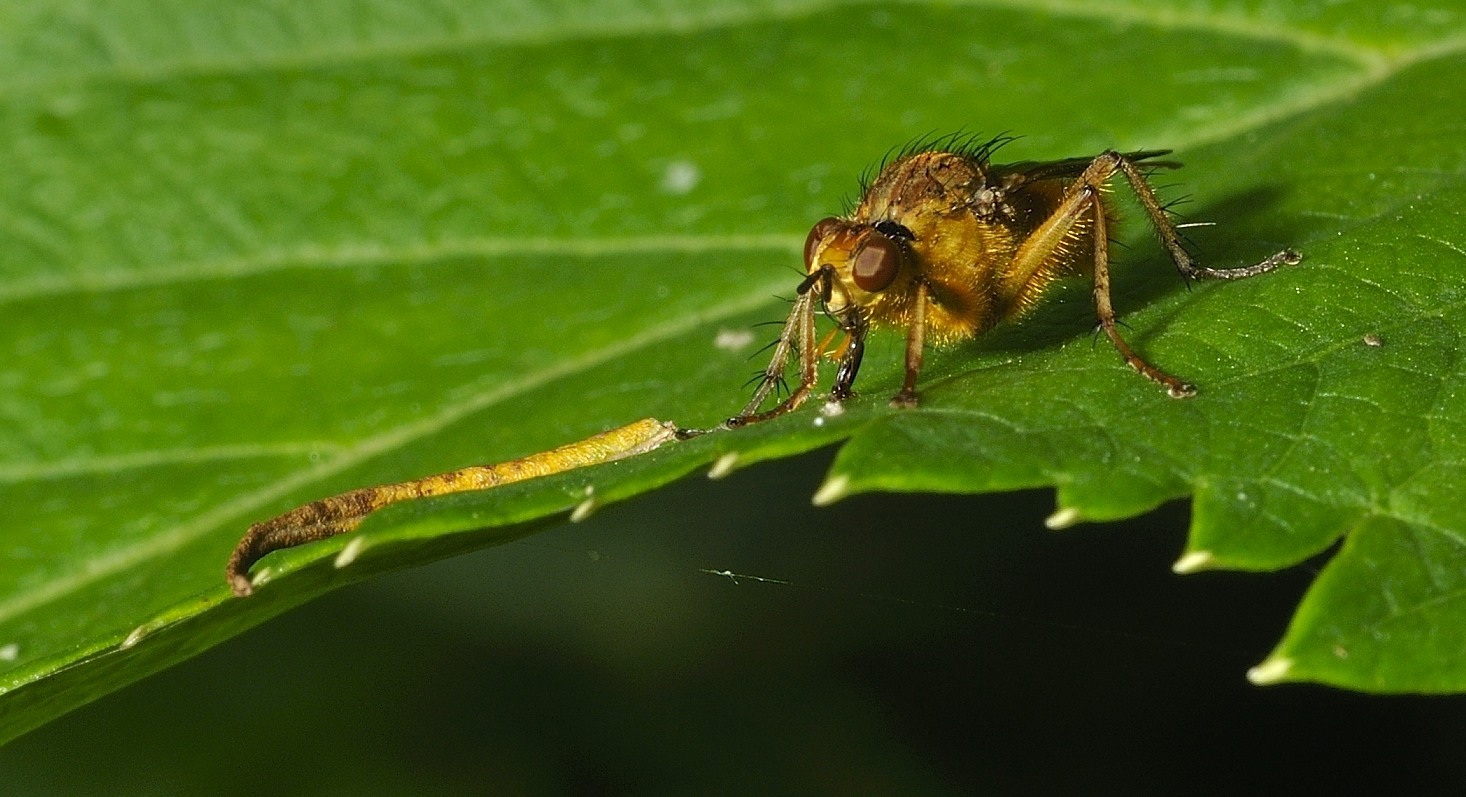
<box><xmin>0</xmin><ymin>271</ymin><xmax>789</xmax><ymax>628</ymax></box>
<box><xmin>0</xmin><ymin>234</ymin><xmax>800</xmax><ymax>305</ymax></box>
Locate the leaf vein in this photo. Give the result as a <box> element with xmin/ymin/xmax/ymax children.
<box><xmin>0</xmin><ymin>234</ymin><xmax>803</xmax><ymax>306</ymax></box>
<box><xmin>0</xmin><ymin>442</ymin><xmax>345</xmax><ymax>484</ymax></box>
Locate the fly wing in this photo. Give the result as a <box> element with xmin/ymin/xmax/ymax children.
<box><xmin>993</xmin><ymin>150</ymin><xmax>1179</xmax><ymax>185</ymax></box>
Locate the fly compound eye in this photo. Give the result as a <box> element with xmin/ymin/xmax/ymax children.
<box><xmin>804</xmin><ymin>217</ymin><xmax>843</xmax><ymax>269</ymax></box>
<box><xmin>852</xmin><ymin>232</ymin><xmax>903</xmax><ymax>292</ymax></box>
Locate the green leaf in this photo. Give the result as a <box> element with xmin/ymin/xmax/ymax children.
<box><xmin>3</xmin><ymin>0</ymin><xmax>1465</xmax><ymax>741</ymax></box>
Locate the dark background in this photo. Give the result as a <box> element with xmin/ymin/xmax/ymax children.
<box><xmin>3</xmin><ymin>448</ymin><xmax>1463</xmax><ymax>795</ymax></box>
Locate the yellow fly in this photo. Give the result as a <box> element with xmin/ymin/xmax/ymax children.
<box><xmin>714</xmin><ymin>136</ymin><xmax>1300</xmax><ymax>429</ymax></box>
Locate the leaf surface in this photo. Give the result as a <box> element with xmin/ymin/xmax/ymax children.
<box><xmin>3</xmin><ymin>0</ymin><xmax>1466</xmax><ymax>741</ymax></box>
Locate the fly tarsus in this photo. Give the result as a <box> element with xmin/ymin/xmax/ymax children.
<box><xmin>1178</xmin><ymin>247</ymin><xmax>1302</xmax><ymax>281</ymax></box>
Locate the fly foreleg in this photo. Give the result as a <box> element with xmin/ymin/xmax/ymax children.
<box><xmin>724</xmin><ymin>290</ymin><xmax>818</xmax><ymax>428</ymax></box>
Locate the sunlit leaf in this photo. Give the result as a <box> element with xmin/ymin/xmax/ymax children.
<box><xmin>3</xmin><ymin>0</ymin><xmax>1465</xmax><ymax>742</ymax></box>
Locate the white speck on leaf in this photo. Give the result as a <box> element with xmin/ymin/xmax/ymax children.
<box><xmin>714</xmin><ymin>328</ymin><xmax>755</xmax><ymax>351</ymax></box>
<box><xmin>660</xmin><ymin>160</ymin><xmax>701</xmax><ymax>195</ymax></box>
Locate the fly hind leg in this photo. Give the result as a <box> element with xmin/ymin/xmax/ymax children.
<box><xmin>1109</xmin><ymin>152</ymin><xmax>1301</xmax><ymax>281</ymax></box>
<box><xmin>1085</xmin><ymin>177</ymin><xmax>1197</xmax><ymax>397</ymax></box>
<box><xmin>1001</xmin><ymin>152</ymin><xmax>1227</xmax><ymax>397</ymax></box>
<box><xmin>1004</xmin><ymin>150</ymin><xmax>1298</xmax><ymax>398</ymax></box>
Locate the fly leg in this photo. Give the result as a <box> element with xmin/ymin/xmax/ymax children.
<box><xmin>830</xmin><ymin>315</ymin><xmax>869</xmax><ymax>402</ymax></box>
<box><xmin>890</xmin><ymin>282</ymin><xmax>928</xmax><ymax>408</ymax></box>
<box><xmin>1109</xmin><ymin>153</ymin><xmax>1301</xmax><ymax>281</ymax></box>
<box><xmin>722</xmin><ymin>288</ymin><xmax>819</xmax><ymax>429</ymax></box>
<box><xmin>676</xmin><ymin>269</ymin><xmax>828</xmax><ymax>438</ymax></box>
<box><xmin>1000</xmin><ymin>150</ymin><xmax>1297</xmax><ymax>398</ymax></box>
<box><xmin>999</xmin><ymin>153</ymin><xmax>1192</xmax><ymax>396</ymax></box>
<box><xmin>1087</xmin><ymin>184</ymin><xmax>1197</xmax><ymax>397</ymax></box>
